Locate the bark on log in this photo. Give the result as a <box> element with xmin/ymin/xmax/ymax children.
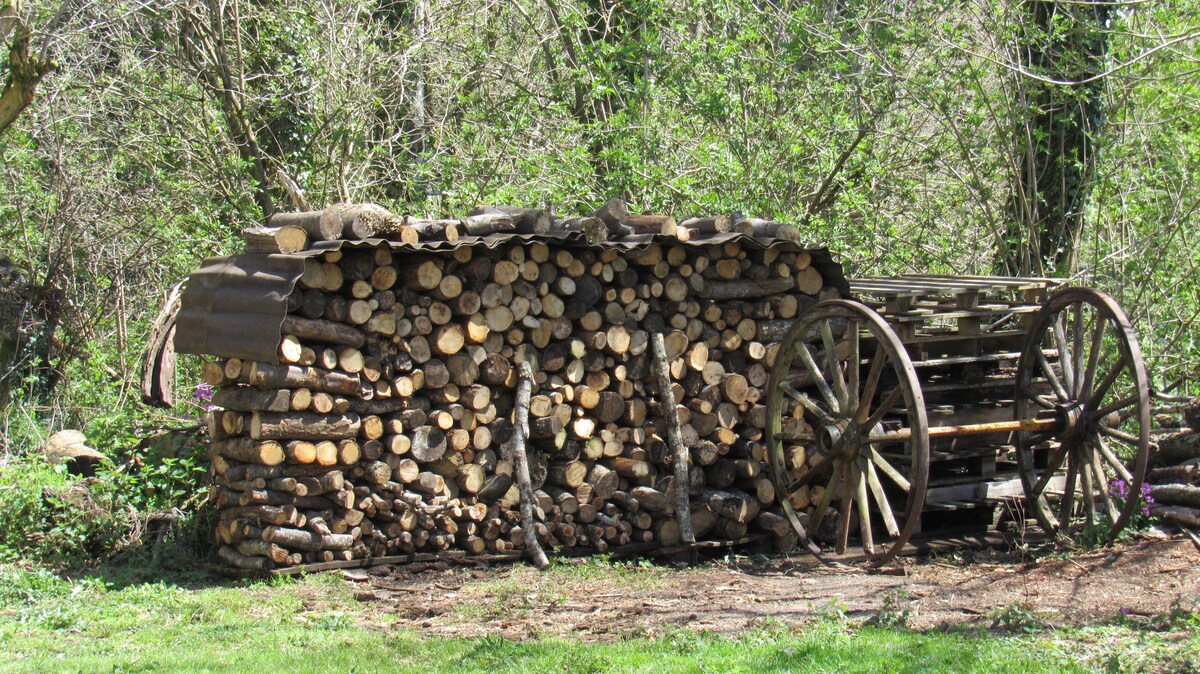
<box><xmin>704</xmin><ymin>277</ymin><xmax>795</xmax><ymax>301</ymax></box>
<box><xmin>247</xmin><ymin>363</ymin><xmax>361</xmax><ymax>396</ymax></box>
<box><xmin>269</xmin><ymin>210</ymin><xmax>341</xmax><ymax>242</ymax></box>
<box><xmin>1150</xmin><ymin>483</ymin><xmax>1200</xmax><ymax>508</ymax></box>
<box><xmin>651</xmin><ymin>332</ymin><xmax>694</xmax><ymax>545</ymax></box>
<box><xmin>242</xmin><ymin>225</ymin><xmax>309</xmax><ymax>253</ymax></box>
<box><xmin>1154</xmin><ymin>431</ymin><xmax>1200</xmax><ymax>466</ymax></box>
<box><xmin>212</xmin><ymin>387</ymin><xmax>292</xmax><ymax>413</ymax></box>
<box><xmin>511</xmin><ymin>361</ymin><xmax>550</xmax><ymax>568</ymax></box>
<box><xmin>1150</xmin><ymin>504</ymin><xmax>1200</xmax><ymax>528</ymax></box>
<box><xmin>281</xmin><ymin>316</ymin><xmax>366</xmax><ymax>348</ymax></box>
<box><xmin>211</xmin><ymin>437</ymin><xmax>285</xmax><ymax>466</ymax></box>
<box><xmin>250</xmin><ymin>412</ymin><xmax>361</xmax><ymax>441</ymax></box>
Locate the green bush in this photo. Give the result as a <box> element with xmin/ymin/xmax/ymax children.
<box><xmin>0</xmin><ymin>458</ymin><xmax>138</xmax><ymax>567</ymax></box>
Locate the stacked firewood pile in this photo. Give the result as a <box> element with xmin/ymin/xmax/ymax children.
<box><xmin>195</xmin><ymin>202</ymin><xmax>835</xmax><ymax>571</ymax></box>
<box><xmin>1146</xmin><ymin>398</ymin><xmax>1200</xmax><ymax>529</ymax></box>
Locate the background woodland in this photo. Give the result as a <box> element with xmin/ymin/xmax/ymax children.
<box><xmin>0</xmin><ymin>0</ymin><xmax>1198</xmax><ymax>561</ymax></box>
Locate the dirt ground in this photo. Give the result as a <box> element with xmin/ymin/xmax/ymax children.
<box><xmin>341</xmin><ymin>533</ymin><xmax>1200</xmax><ymax>639</ymax></box>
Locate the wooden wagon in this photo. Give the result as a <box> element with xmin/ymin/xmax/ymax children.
<box><xmin>765</xmin><ymin>276</ymin><xmax>1151</xmax><ymax>566</ymax></box>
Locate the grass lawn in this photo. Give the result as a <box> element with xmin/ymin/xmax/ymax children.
<box><xmin>0</xmin><ymin>564</ymin><xmax>1193</xmax><ymax>673</ymax></box>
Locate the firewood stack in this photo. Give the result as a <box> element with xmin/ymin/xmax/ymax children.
<box><xmin>1145</xmin><ymin>397</ymin><xmax>1200</xmax><ymax>530</ymax></box>
<box><xmin>190</xmin><ymin>201</ymin><xmax>841</xmax><ymax>571</ymax></box>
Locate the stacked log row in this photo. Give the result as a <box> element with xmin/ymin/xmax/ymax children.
<box><xmin>1145</xmin><ymin>399</ymin><xmax>1200</xmax><ymax>529</ymax></box>
<box><xmin>205</xmin><ymin>216</ymin><xmax>835</xmax><ymax>570</ymax></box>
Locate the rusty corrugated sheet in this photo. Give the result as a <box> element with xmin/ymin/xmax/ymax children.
<box><xmin>175</xmin><ymin>232</ymin><xmax>849</xmax><ymax>363</ymax></box>
<box><xmin>175</xmin><ymin>254</ymin><xmax>306</xmax><ymax>363</ymax></box>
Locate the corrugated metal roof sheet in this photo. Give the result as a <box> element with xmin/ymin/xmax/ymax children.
<box><xmin>175</xmin><ymin>232</ymin><xmax>848</xmax><ymax>363</ymax></box>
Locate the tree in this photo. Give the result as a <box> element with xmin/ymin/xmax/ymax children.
<box><xmin>999</xmin><ymin>0</ymin><xmax>1111</xmax><ymax>276</ymax></box>
<box><xmin>0</xmin><ymin>0</ymin><xmax>56</xmax><ymax>135</ymax></box>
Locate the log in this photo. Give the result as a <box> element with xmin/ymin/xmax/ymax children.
<box><xmin>236</xmin><ymin>539</ymin><xmax>290</xmax><ymax>564</ymax></box>
<box><xmin>703</xmin><ymin>277</ymin><xmax>795</xmax><ymax>301</ymax></box>
<box><xmin>732</xmin><ymin>219</ymin><xmax>802</xmax><ymax>242</ymax></box>
<box><xmin>211</xmin><ymin>387</ymin><xmax>292</xmax><ymax>413</ymax></box>
<box><xmin>211</xmin><ymin>438</ymin><xmax>285</xmax><ymax>466</ymax></box>
<box><xmin>268</xmin><ymin>210</ymin><xmax>341</xmax><ymax>242</ymax></box>
<box><xmin>323</xmin><ymin>203</ymin><xmax>405</xmax><ymax>240</ymax></box>
<box><xmin>410</xmin><ymin>426</ymin><xmax>447</xmax><ymax>463</ymax></box>
<box><xmin>1154</xmin><ymin>431</ymin><xmax>1200</xmax><ymax>466</ymax></box>
<box><xmin>546</xmin><ymin>460</ymin><xmax>587</xmax><ymax>488</ymax></box>
<box><xmin>460</xmin><ymin>213</ymin><xmax>516</xmax><ymax>236</ymax></box>
<box><xmin>247</xmin><ymin>363</ymin><xmax>361</xmax><ymax>396</ymax></box>
<box><xmin>750</xmin><ymin>510</ymin><xmax>792</xmax><ymax>538</ymax></box>
<box><xmin>1183</xmin><ymin>397</ymin><xmax>1200</xmax><ymax>432</ymax></box>
<box><xmin>469</xmin><ymin>205</ymin><xmax>552</xmax><ymax>235</ymax></box>
<box><xmin>651</xmin><ymin>332</ymin><xmax>694</xmax><ymax>544</ymax></box>
<box><xmin>280</xmin><ymin>316</ymin><xmax>366</xmax><ymax>348</ymax></box>
<box><xmin>1150</xmin><ymin>504</ymin><xmax>1200</xmax><ymax>528</ymax></box>
<box><xmin>1148</xmin><ymin>465</ymin><xmax>1199</xmax><ymax>485</ymax></box>
<box><xmin>626</xmin><ymin>214</ymin><xmax>676</xmax><ymax>236</ymax></box>
<box><xmin>701</xmin><ymin>489</ymin><xmax>760</xmax><ymax>523</ymax></box>
<box><xmin>404</xmin><ymin>217</ymin><xmax>460</xmax><ymax>242</ymax></box>
<box><xmin>511</xmin><ymin>361</ymin><xmax>550</xmax><ymax>568</ymax></box>
<box><xmin>553</xmin><ymin>216</ymin><xmax>608</xmax><ymax>245</ymax></box>
<box><xmin>242</xmin><ymin>225</ymin><xmax>309</xmax><ymax>254</ymax></box>
<box><xmin>219</xmin><ymin>545</ymin><xmax>272</xmax><ymax>570</ymax></box>
<box><xmin>1150</xmin><ymin>484</ymin><xmax>1200</xmax><ymax>508</ymax></box>
<box><xmin>263</xmin><ymin>525</ymin><xmax>354</xmax><ymax>551</ymax></box>
<box><xmin>679</xmin><ymin>214</ymin><xmax>731</xmax><ymax>233</ymax></box>
<box><xmin>250</xmin><ymin>412</ymin><xmax>361</xmax><ymax>441</ymax></box>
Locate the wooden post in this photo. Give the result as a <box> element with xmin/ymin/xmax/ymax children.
<box><xmin>512</xmin><ymin>361</ymin><xmax>550</xmax><ymax>569</ymax></box>
<box><xmin>651</xmin><ymin>332</ymin><xmax>694</xmax><ymax>546</ymax></box>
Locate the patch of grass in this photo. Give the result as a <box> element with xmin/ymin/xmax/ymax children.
<box><xmin>0</xmin><ymin>565</ymin><xmax>1194</xmax><ymax>673</ymax></box>
<box><xmin>544</xmin><ymin>553</ymin><xmax>676</xmax><ymax>588</ymax></box>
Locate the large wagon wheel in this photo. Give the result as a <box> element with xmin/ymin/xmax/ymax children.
<box><xmin>766</xmin><ymin>300</ymin><xmax>929</xmax><ymax>566</ymax></box>
<box><xmin>1015</xmin><ymin>287</ymin><xmax>1151</xmax><ymax>542</ymax></box>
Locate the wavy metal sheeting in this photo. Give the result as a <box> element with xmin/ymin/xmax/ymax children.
<box><xmin>175</xmin><ymin>231</ymin><xmax>848</xmax><ymax>364</ymax></box>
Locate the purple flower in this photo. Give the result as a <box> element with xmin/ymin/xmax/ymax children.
<box><xmin>194</xmin><ymin>382</ymin><xmax>214</xmax><ymax>401</ymax></box>
<box><xmin>1109</xmin><ymin>479</ymin><xmax>1128</xmax><ymax>499</ymax></box>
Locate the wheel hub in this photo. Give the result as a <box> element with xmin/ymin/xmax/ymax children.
<box><xmin>818</xmin><ymin>419</ymin><xmax>862</xmax><ymax>460</ymax></box>
<box><xmin>1054</xmin><ymin>402</ymin><xmax>1089</xmax><ymax>444</ymax></box>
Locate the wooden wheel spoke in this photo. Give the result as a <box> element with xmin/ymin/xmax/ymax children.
<box><xmin>820</xmin><ymin>320</ymin><xmax>850</xmax><ymax>413</ymax></box>
<box><xmin>1021</xmin><ymin>386</ymin><xmax>1057</xmax><ymax>410</ymax></box>
<box><xmin>1023</xmin><ymin>431</ymin><xmax>1053</xmax><ymax>447</ymax></box>
<box><xmin>866</xmin><ymin>446</ymin><xmax>910</xmax><ymax>492</ymax></box>
<box><xmin>781</xmin><ymin>383</ymin><xmax>836</xmax><ymax>426</ymax></box>
<box><xmin>1078</xmin><ymin>318</ymin><xmax>1107</xmax><ymax>401</ymax></box>
<box><xmin>1036</xmin><ymin>350</ymin><xmax>1071</xmax><ymax>402</ymax></box>
<box><xmin>846</xmin><ymin>323</ymin><xmax>861</xmax><ymax>413</ymax></box>
<box><xmin>1091</xmin><ymin>394</ymin><xmax>1137</xmax><ymax>422</ymax></box>
<box><xmin>809</xmin><ymin>462</ymin><xmax>842</xmax><ymax>536</ymax></box>
<box><xmin>863</xmin><ymin>457</ymin><xmax>900</xmax><ymax>537</ymax></box>
<box><xmin>795</xmin><ymin>341</ymin><xmax>840</xmax><ymax>414</ymax></box>
<box><xmin>1080</xmin><ymin>450</ymin><xmax>1096</xmax><ymax>524</ymax></box>
<box><xmin>787</xmin><ymin>452</ymin><xmax>834</xmax><ymax>490</ymax></box>
<box><xmin>1084</xmin><ymin>355</ymin><xmax>1125</xmax><ymax>414</ymax></box>
<box><xmin>1099</xmin><ymin>425</ymin><xmax>1140</xmax><ymax>445</ymax></box>
<box><xmin>862</xmin><ymin>386</ymin><xmax>905</xmax><ymax>435</ymax></box>
<box><xmin>853</xmin><ymin>345</ymin><xmax>887</xmax><ymax>425</ymax></box>
<box><xmin>1090</xmin><ymin>445</ymin><xmax>1119</xmax><ymax>522</ymax></box>
<box><xmin>836</xmin><ymin>463</ymin><xmax>858</xmax><ymax>555</ymax></box>
<box><xmin>1058</xmin><ymin>454</ymin><xmax>1079</xmax><ymax>526</ymax></box>
<box><xmin>1030</xmin><ymin>443</ymin><xmax>1070</xmax><ymax>497</ymax></box>
<box><xmin>1053</xmin><ymin>314</ymin><xmax>1075</xmax><ymax>393</ymax></box>
<box><xmin>1071</xmin><ymin>303</ymin><xmax>1086</xmax><ymax>397</ymax></box>
<box><xmin>855</xmin><ymin>467</ymin><xmax>874</xmax><ymax>556</ymax></box>
<box><xmin>1090</xmin><ymin>432</ymin><xmax>1133</xmax><ymax>482</ymax></box>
